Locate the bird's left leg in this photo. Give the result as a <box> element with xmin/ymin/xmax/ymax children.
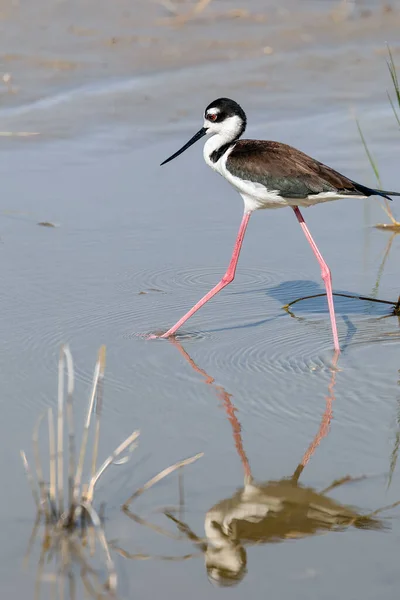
<box><xmin>292</xmin><ymin>206</ymin><xmax>340</xmax><ymax>352</ymax></box>
<box><xmin>157</xmin><ymin>212</ymin><xmax>251</xmax><ymax>338</ymax></box>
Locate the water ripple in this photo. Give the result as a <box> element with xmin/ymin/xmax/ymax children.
<box><xmin>116</xmin><ymin>265</ymin><xmax>280</xmax><ymax>295</ymax></box>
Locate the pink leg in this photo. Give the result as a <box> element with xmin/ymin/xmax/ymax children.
<box><xmin>159</xmin><ymin>212</ymin><xmax>251</xmax><ymax>338</ymax></box>
<box><xmin>292</xmin><ymin>206</ymin><xmax>340</xmax><ymax>352</ymax></box>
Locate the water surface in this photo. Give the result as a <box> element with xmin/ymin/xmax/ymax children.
<box><xmin>1</xmin><ymin>1</ymin><xmax>400</xmax><ymax>598</ymax></box>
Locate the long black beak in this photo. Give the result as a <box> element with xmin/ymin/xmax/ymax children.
<box><xmin>160</xmin><ymin>127</ymin><xmax>208</xmax><ymax>166</ymax></box>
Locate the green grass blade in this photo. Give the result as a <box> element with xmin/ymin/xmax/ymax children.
<box><xmin>387</xmin><ymin>45</ymin><xmax>400</xmax><ymax>108</ymax></box>
<box><xmin>355</xmin><ymin>118</ymin><xmax>382</xmax><ymax>187</ymax></box>
<box><xmin>387</xmin><ymin>91</ymin><xmax>400</xmax><ymax>127</ymax></box>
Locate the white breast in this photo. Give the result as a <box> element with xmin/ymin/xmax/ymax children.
<box><xmin>204</xmin><ymin>138</ymin><xmax>288</xmax><ymax>212</ymax></box>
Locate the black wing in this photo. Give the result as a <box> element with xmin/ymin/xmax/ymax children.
<box><xmin>226</xmin><ymin>140</ymin><xmax>400</xmax><ymax>200</ymax></box>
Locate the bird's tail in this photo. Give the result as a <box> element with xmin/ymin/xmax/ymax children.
<box><xmin>352</xmin><ymin>181</ymin><xmax>400</xmax><ymax>202</ymax></box>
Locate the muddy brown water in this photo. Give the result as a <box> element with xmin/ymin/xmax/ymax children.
<box><xmin>1</xmin><ymin>1</ymin><xmax>400</xmax><ymax>598</ymax></box>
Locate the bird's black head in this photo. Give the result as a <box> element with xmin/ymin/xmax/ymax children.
<box><xmin>204</xmin><ymin>98</ymin><xmax>247</xmax><ymax>136</ymax></box>
<box><xmin>160</xmin><ymin>97</ymin><xmax>247</xmax><ymax>166</ymax></box>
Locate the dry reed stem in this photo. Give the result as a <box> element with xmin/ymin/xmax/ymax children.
<box><xmin>57</xmin><ymin>346</ymin><xmax>65</xmax><ymax>516</ymax></box>
<box><xmin>121</xmin><ymin>508</ymin><xmax>186</xmax><ymax>540</ymax></box>
<box><xmin>64</xmin><ymin>346</ymin><xmax>76</xmax><ymax>514</ymax></box>
<box><xmin>123</xmin><ymin>452</ymin><xmax>203</xmax><ymax>509</ymax></box>
<box><xmin>48</xmin><ymin>408</ymin><xmax>56</xmax><ymax>513</ymax></box>
<box><xmin>32</xmin><ymin>412</ymin><xmax>48</xmax><ymax>510</ymax></box>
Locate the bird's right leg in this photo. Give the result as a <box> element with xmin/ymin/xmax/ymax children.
<box><xmin>292</xmin><ymin>206</ymin><xmax>340</xmax><ymax>352</ymax></box>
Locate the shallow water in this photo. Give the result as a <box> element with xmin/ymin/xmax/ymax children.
<box><xmin>1</xmin><ymin>1</ymin><xmax>400</xmax><ymax>598</ymax></box>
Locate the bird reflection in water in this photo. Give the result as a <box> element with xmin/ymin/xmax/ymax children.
<box><xmin>163</xmin><ymin>342</ymin><xmax>400</xmax><ymax>587</ymax></box>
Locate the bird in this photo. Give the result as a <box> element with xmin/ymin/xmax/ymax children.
<box><xmin>155</xmin><ymin>97</ymin><xmax>400</xmax><ymax>351</ymax></box>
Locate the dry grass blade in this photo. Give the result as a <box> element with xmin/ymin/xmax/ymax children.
<box><xmin>320</xmin><ymin>474</ymin><xmax>368</xmax><ymax>495</ymax></box>
<box><xmin>111</xmin><ymin>542</ymin><xmax>200</xmax><ymax>561</ymax></box>
<box><xmin>80</xmin><ymin>502</ymin><xmax>117</xmax><ymax>593</ymax></box>
<box><xmin>48</xmin><ymin>408</ymin><xmax>56</xmax><ymax>514</ymax></box>
<box><xmin>91</xmin><ymin>346</ymin><xmax>106</xmax><ymax>490</ymax></box>
<box><xmin>73</xmin><ymin>358</ymin><xmax>100</xmax><ymax>506</ymax></box>
<box><xmin>20</xmin><ymin>451</ymin><xmax>40</xmax><ymax>508</ymax></box>
<box><xmin>63</xmin><ymin>346</ymin><xmax>76</xmax><ymax>513</ymax></box>
<box><xmin>23</xmin><ymin>514</ymin><xmax>42</xmax><ymax>572</ymax></box>
<box><xmin>87</xmin><ymin>430</ymin><xmax>140</xmax><ymax>503</ymax></box>
<box><xmin>123</xmin><ymin>452</ymin><xmax>203</xmax><ymax>509</ymax></box>
<box><xmin>57</xmin><ymin>346</ymin><xmax>65</xmax><ymax>516</ymax></box>
<box><xmin>32</xmin><ymin>412</ymin><xmax>48</xmax><ymax>509</ymax></box>
<box><xmin>67</xmin><ymin>536</ymin><xmax>112</xmax><ymax>598</ymax></box>
<box><xmin>388</xmin><ymin>431</ymin><xmax>400</xmax><ymax>489</ymax></box>
<box><xmin>366</xmin><ymin>499</ymin><xmax>400</xmax><ymax>519</ymax></box>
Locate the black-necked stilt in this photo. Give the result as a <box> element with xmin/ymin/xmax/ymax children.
<box><xmin>156</xmin><ymin>98</ymin><xmax>400</xmax><ymax>351</ymax></box>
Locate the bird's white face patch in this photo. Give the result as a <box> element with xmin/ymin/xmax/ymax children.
<box><xmin>204</xmin><ymin>112</ymin><xmax>242</xmax><ymax>142</ymax></box>
<box><xmin>204</xmin><ymin>108</ymin><xmax>220</xmax><ymax>132</ymax></box>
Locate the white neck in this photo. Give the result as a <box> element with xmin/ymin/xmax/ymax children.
<box><xmin>203</xmin><ymin>114</ymin><xmax>243</xmax><ymax>167</ymax></box>
<box><xmin>203</xmin><ymin>134</ymin><xmax>231</xmax><ymax>166</ymax></box>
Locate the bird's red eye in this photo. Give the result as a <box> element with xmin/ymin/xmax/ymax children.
<box><xmin>208</xmin><ymin>113</ymin><xmax>217</xmax><ymax>121</ymax></box>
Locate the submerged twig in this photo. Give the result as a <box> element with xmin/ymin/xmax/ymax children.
<box><xmin>282</xmin><ymin>291</ymin><xmax>399</xmax><ymax>312</ymax></box>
